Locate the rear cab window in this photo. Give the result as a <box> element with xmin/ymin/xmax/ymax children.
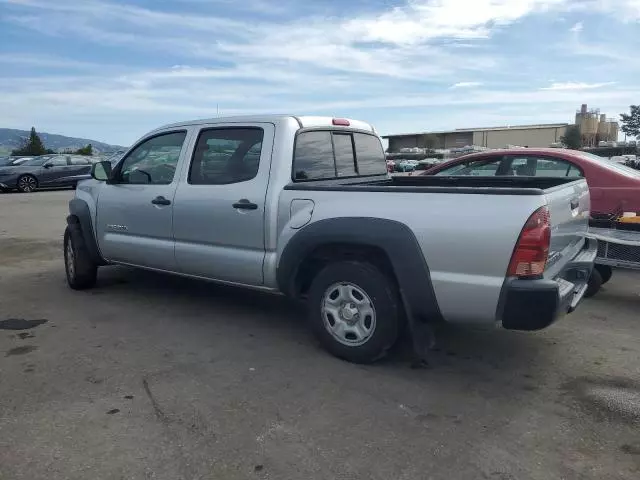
<box><xmin>293</xmin><ymin>130</ymin><xmax>386</xmax><ymax>181</ymax></box>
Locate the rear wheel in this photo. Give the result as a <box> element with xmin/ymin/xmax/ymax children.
<box><xmin>17</xmin><ymin>174</ymin><xmax>37</xmax><ymax>193</ymax></box>
<box><xmin>64</xmin><ymin>224</ymin><xmax>98</xmax><ymax>290</ymax></box>
<box><xmin>307</xmin><ymin>261</ymin><xmax>400</xmax><ymax>364</ymax></box>
<box><xmin>594</xmin><ymin>264</ymin><xmax>613</xmax><ymax>284</ymax></box>
<box><xmin>584</xmin><ymin>268</ymin><xmax>603</xmax><ymax>298</ymax></box>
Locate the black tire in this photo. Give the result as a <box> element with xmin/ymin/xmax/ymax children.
<box><xmin>307</xmin><ymin>261</ymin><xmax>400</xmax><ymax>364</ymax></box>
<box><xmin>595</xmin><ymin>264</ymin><xmax>613</xmax><ymax>284</ymax></box>
<box><xmin>584</xmin><ymin>267</ymin><xmax>603</xmax><ymax>298</ymax></box>
<box><xmin>64</xmin><ymin>224</ymin><xmax>98</xmax><ymax>290</ymax></box>
<box><xmin>17</xmin><ymin>174</ymin><xmax>38</xmax><ymax>193</ymax></box>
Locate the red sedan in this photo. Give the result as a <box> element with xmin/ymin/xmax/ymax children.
<box><xmin>423</xmin><ymin>148</ymin><xmax>640</xmax><ymax>215</ymax></box>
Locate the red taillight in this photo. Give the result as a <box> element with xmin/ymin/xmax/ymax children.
<box><xmin>507</xmin><ymin>206</ymin><xmax>551</xmax><ymax>278</ymax></box>
<box><xmin>332</xmin><ymin>118</ymin><xmax>350</xmax><ymax>126</ymax></box>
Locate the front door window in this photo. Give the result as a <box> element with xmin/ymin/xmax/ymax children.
<box><xmin>117</xmin><ymin>131</ymin><xmax>187</xmax><ymax>185</ymax></box>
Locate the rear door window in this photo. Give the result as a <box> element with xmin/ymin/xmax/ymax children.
<box><xmin>507</xmin><ymin>156</ymin><xmax>583</xmax><ymax>177</ymax></box>
<box><xmin>189</xmin><ymin>128</ymin><xmax>264</xmax><ymax>185</ymax></box>
<box><xmin>435</xmin><ymin>157</ymin><xmax>503</xmax><ymax>176</ymax></box>
<box><xmin>535</xmin><ymin>158</ymin><xmax>581</xmax><ymax>177</ymax></box>
<box><xmin>70</xmin><ymin>156</ymin><xmax>90</xmax><ymax>165</ymax></box>
<box><xmin>567</xmin><ymin>165</ymin><xmax>583</xmax><ymax>177</ymax></box>
<box><xmin>49</xmin><ymin>157</ymin><xmax>68</xmax><ymax>167</ymax></box>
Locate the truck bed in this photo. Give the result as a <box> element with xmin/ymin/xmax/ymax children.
<box><xmin>284</xmin><ymin>174</ymin><xmax>581</xmax><ymax>195</ymax></box>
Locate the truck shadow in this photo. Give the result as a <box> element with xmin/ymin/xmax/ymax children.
<box><xmin>95</xmin><ymin>266</ymin><xmax>551</xmax><ymax>375</ymax></box>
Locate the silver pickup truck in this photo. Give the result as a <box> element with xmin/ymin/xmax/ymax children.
<box><xmin>63</xmin><ymin>115</ymin><xmax>596</xmax><ymax>363</ymax></box>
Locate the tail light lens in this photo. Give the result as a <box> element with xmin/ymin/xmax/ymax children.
<box><xmin>507</xmin><ymin>206</ymin><xmax>551</xmax><ymax>278</ymax></box>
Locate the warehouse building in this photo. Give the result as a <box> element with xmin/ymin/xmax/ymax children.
<box><xmin>384</xmin><ymin>123</ymin><xmax>569</xmax><ymax>152</ymax></box>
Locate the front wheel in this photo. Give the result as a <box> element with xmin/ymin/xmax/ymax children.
<box><xmin>64</xmin><ymin>225</ymin><xmax>98</xmax><ymax>290</ymax></box>
<box><xmin>584</xmin><ymin>268</ymin><xmax>603</xmax><ymax>298</ymax></box>
<box><xmin>594</xmin><ymin>264</ymin><xmax>613</xmax><ymax>284</ymax></box>
<box><xmin>307</xmin><ymin>261</ymin><xmax>400</xmax><ymax>364</ymax></box>
<box><xmin>17</xmin><ymin>175</ymin><xmax>38</xmax><ymax>193</ymax></box>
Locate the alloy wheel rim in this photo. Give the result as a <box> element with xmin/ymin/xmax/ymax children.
<box><xmin>19</xmin><ymin>176</ymin><xmax>36</xmax><ymax>192</ymax></box>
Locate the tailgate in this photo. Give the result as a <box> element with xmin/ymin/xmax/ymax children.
<box><xmin>543</xmin><ymin>179</ymin><xmax>590</xmax><ymax>278</ymax></box>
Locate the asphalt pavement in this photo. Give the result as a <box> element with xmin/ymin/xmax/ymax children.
<box><xmin>0</xmin><ymin>190</ymin><xmax>639</xmax><ymax>480</ymax></box>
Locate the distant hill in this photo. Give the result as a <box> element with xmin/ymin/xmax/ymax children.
<box><xmin>0</xmin><ymin>128</ymin><xmax>126</xmax><ymax>155</ymax></box>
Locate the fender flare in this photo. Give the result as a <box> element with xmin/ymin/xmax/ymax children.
<box><xmin>277</xmin><ymin>217</ymin><xmax>443</xmax><ymax>323</ymax></box>
<box><xmin>67</xmin><ymin>198</ymin><xmax>107</xmax><ymax>266</ymax></box>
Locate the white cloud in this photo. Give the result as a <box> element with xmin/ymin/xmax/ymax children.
<box><xmin>0</xmin><ymin>0</ymin><xmax>638</xmax><ymax>144</ymax></box>
<box><xmin>570</xmin><ymin>21</ymin><xmax>583</xmax><ymax>32</ymax></box>
<box><xmin>541</xmin><ymin>82</ymin><xmax>616</xmax><ymax>90</ymax></box>
<box><xmin>451</xmin><ymin>82</ymin><xmax>483</xmax><ymax>89</ymax></box>
<box><xmin>575</xmin><ymin>0</ymin><xmax>640</xmax><ymax>20</ymax></box>
<box><xmin>342</xmin><ymin>0</ymin><xmax>570</xmax><ymax>45</ymax></box>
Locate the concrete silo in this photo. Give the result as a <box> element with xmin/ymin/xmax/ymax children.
<box><xmin>575</xmin><ymin>104</ymin><xmax>600</xmax><ymax>147</ymax></box>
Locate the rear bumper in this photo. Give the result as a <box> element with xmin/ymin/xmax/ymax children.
<box><xmin>499</xmin><ymin>238</ymin><xmax>597</xmax><ymax>331</ymax></box>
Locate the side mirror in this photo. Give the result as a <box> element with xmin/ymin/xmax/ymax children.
<box><xmin>91</xmin><ymin>161</ymin><xmax>112</xmax><ymax>181</ymax></box>
<box><xmin>43</xmin><ymin>163</ymin><xmax>53</xmax><ymax>169</ymax></box>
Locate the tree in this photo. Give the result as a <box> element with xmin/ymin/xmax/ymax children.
<box><xmin>561</xmin><ymin>124</ymin><xmax>582</xmax><ymax>149</ymax></box>
<box><xmin>11</xmin><ymin>127</ymin><xmax>48</xmax><ymax>156</ymax></box>
<box><xmin>620</xmin><ymin>105</ymin><xmax>640</xmax><ymax>139</ymax></box>
<box><xmin>75</xmin><ymin>144</ymin><xmax>93</xmax><ymax>156</ymax></box>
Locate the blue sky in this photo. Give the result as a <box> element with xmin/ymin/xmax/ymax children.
<box><xmin>1</xmin><ymin>0</ymin><xmax>639</xmax><ymax>146</ymax></box>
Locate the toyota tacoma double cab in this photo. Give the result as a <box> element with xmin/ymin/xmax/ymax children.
<box><xmin>64</xmin><ymin>115</ymin><xmax>596</xmax><ymax>363</ymax></box>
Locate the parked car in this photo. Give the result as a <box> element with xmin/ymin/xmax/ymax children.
<box><xmin>104</xmin><ymin>151</ymin><xmax>126</xmax><ymax>166</ymax></box>
<box><xmin>386</xmin><ymin>160</ymin><xmax>396</xmax><ymax>173</ymax></box>
<box><xmin>414</xmin><ymin>160</ymin><xmax>438</xmax><ymax>171</ymax></box>
<box><xmin>64</xmin><ymin>115</ymin><xmax>595</xmax><ymax>363</ymax></box>
<box><xmin>395</xmin><ymin>159</ymin><xmax>418</xmax><ymax>172</ymax></box>
<box><xmin>0</xmin><ymin>155</ymin><xmax>93</xmax><ymax>193</ymax></box>
<box><xmin>423</xmin><ymin>148</ymin><xmax>640</xmax><ymax>216</ymax></box>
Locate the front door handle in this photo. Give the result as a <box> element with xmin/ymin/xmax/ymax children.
<box><xmin>151</xmin><ymin>196</ymin><xmax>171</xmax><ymax>206</ymax></box>
<box><xmin>233</xmin><ymin>199</ymin><xmax>258</xmax><ymax>210</ymax></box>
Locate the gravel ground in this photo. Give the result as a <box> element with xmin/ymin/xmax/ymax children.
<box><xmin>0</xmin><ymin>190</ymin><xmax>639</xmax><ymax>480</ymax></box>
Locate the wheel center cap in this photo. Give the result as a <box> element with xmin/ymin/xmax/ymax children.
<box><xmin>341</xmin><ymin>304</ymin><xmax>358</xmax><ymax>322</ymax></box>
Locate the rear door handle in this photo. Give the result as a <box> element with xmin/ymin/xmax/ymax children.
<box><xmin>151</xmin><ymin>196</ymin><xmax>171</xmax><ymax>206</ymax></box>
<box><xmin>233</xmin><ymin>199</ymin><xmax>258</xmax><ymax>210</ymax></box>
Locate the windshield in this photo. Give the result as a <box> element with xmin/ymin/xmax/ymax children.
<box><xmin>0</xmin><ymin>157</ymin><xmax>31</xmax><ymax>166</ymax></box>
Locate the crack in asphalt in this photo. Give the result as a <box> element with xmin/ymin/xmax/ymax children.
<box><xmin>142</xmin><ymin>377</ymin><xmax>170</xmax><ymax>425</ymax></box>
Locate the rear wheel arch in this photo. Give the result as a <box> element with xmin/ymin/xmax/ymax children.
<box><xmin>277</xmin><ymin>217</ymin><xmax>443</xmax><ymax>323</ymax></box>
<box><xmin>293</xmin><ymin>242</ymin><xmax>397</xmax><ymax>298</ymax></box>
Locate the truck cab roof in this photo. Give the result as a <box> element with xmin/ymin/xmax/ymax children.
<box><xmin>150</xmin><ymin>115</ymin><xmax>376</xmax><ymax>135</ymax></box>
